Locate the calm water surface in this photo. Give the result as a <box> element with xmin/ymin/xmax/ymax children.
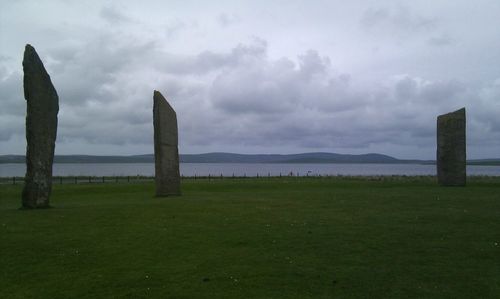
<box><xmin>1</xmin><ymin>163</ymin><xmax>499</xmax><ymax>177</ymax></box>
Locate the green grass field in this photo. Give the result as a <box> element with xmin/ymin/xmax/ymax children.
<box><xmin>1</xmin><ymin>177</ymin><xmax>499</xmax><ymax>298</ymax></box>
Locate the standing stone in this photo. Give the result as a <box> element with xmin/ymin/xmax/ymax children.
<box><xmin>153</xmin><ymin>90</ymin><xmax>181</xmax><ymax>196</ymax></box>
<box><xmin>437</xmin><ymin>108</ymin><xmax>466</xmax><ymax>186</ymax></box>
<box><xmin>22</xmin><ymin>44</ymin><xmax>59</xmax><ymax>208</ymax></box>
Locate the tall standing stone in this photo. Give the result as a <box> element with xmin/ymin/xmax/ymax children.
<box><xmin>22</xmin><ymin>44</ymin><xmax>59</xmax><ymax>208</ymax></box>
<box><xmin>153</xmin><ymin>90</ymin><xmax>181</xmax><ymax>196</ymax></box>
<box><xmin>437</xmin><ymin>107</ymin><xmax>466</xmax><ymax>186</ymax></box>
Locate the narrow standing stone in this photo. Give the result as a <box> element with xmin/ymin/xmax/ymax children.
<box><xmin>22</xmin><ymin>44</ymin><xmax>59</xmax><ymax>208</ymax></box>
<box><xmin>153</xmin><ymin>90</ymin><xmax>181</xmax><ymax>196</ymax></box>
<box><xmin>437</xmin><ymin>107</ymin><xmax>466</xmax><ymax>186</ymax></box>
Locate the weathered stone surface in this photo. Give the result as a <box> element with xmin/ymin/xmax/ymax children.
<box><xmin>22</xmin><ymin>44</ymin><xmax>59</xmax><ymax>208</ymax></box>
<box><xmin>437</xmin><ymin>107</ymin><xmax>466</xmax><ymax>186</ymax></box>
<box><xmin>153</xmin><ymin>90</ymin><xmax>181</xmax><ymax>196</ymax></box>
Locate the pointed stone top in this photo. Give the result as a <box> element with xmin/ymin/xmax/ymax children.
<box><xmin>153</xmin><ymin>90</ymin><xmax>176</xmax><ymax>115</ymax></box>
<box><xmin>438</xmin><ymin>107</ymin><xmax>465</xmax><ymax>119</ymax></box>
<box><xmin>23</xmin><ymin>44</ymin><xmax>41</xmax><ymax>66</ymax></box>
<box><xmin>23</xmin><ymin>44</ymin><xmax>49</xmax><ymax>77</ymax></box>
<box><xmin>25</xmin><ymin>43</ymin><xmax>35</xmax><ymax>51</ymax></box>
<box><xmin>22</xmin><ymin>44</ymin><xmax>57</xmax><ymax>101</ymax></box>
<box><xmin>153</xmin><ymin>90</ymin><xmax>166</xmax><ymax>100</ymax></box>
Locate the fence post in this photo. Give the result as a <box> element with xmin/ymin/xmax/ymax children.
<box><xmin>220</xmin><ymin>173</ymin><xmax>223</xmax><ymax>179</ymax></box>
<box><xmin>60</xmin><ymin>177</ymin><xmax>63</xmax><ymax>184</ymax></box>
<box><xmin>13</xmin><ymin>177</ymin><xmax>15</xmax><ymax>185</ymax></box>
<box><xmin>74</xmin><ymin>177</ymin><xmax>77</xmax><ymax>184</ymax></box>
<box><xmin>127</xmin><ymin>176</ymin><xmax>130</xmax><ymax>182</ymax></box>
<box><xmin>102</xmin><ymin>176</ymin><xmax>105</xmax><ymax>183</ymax></box>
<box><xmin>208</xmin><ymin>174</ymin><xmax>211</xmax><ymax>181</ymax></box>
<box><xmin>88</xmin><ymin>176</ymin><xmax>91</xmax><ymax>183</ymax></box>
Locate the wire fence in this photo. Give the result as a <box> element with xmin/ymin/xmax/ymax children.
<box><xmin>2</xmin><ymin>174</ymin><xmax>498</xmax><ymax>186</ymax></box>
<box><xmin>0</xmin><ymin>172</ymin><xmax>331</xmax><ymax>185</ymax></box>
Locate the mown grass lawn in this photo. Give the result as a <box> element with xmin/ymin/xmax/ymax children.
<box><xmin>1</xmin><ymin>177</ymin><xmax>499</xmax><ymax>298</ymax></box>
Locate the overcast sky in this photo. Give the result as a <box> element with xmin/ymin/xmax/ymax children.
<box><xmin>1</xmin><ymin>0</ymin><xmax>500</xmax><ymax>159</ymax></box>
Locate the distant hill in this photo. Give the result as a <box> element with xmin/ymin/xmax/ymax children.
<box><xmin>2</xmin><ymin>152</ymin><xmax>419</xmax><ymax>164</ymax></box>
<box><xmin>180</xmin><ymin>152</ymin><xmax>405</xmax><ymax>163</ymax></box>
<box><xmin>0</xmin><ymin>152</ymin><xmax>498</xmax><ymax>165</ymax></box>
<box><xmin>0</xmin><ymin>155</ymin><xmax>153</xmax><ymax>164</ymax></box>
<box><xmin>466</xmin><ymin>159</ymin><xmax>500</xmax><ymax>166</ymax></box>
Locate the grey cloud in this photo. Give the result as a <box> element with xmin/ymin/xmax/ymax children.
<box><xmin>360</xmin><ymin>7</ymin><xmax>390</xmax><ymax>28</ymax></box>
<box><xmin>0</xmin><ymin>115</ymin><xmax>24</xmax><ymax>142</ymax></box>
<box><xmin>0</xmin><ymin>71</ymin><xmax>24</xmax><ymax>117</ymax></box>
<box><xmin>473</xmin><ymin>80</ymin><xmax>500</xmax><ymax>135</ymax></box>
<box><xmin>100</xmin><ymin>5</ymin><xmax>134</xmax><ymax>24</ymax></box>
<box><xmin>0</xmin><ymin>71</ymin><xmax>24</xmax><ymax>142</ymax></box>
<box><xmin>360</xmin><ymin>5</ymin><xmax>437</xmax><ymax>38</ymax></box>
<box><xmin>217</xmin><ymin>13</ymin><xmax>239</xmax><ymax>27</ymax></box>
<box><xmin>395</xmin><ymin>76</ymin><xmax>418</xmax><ymax>100</ymax></box>
<box><xmin>297</xmin><ymin>50</ymin><xmax>331</xmax><ymax>80</ymax></box>
<box><xmin>209</xmin><ymin>46</ymin><xmax>358</xmax><ymax>115</ymax></box>
<box><xmin>210</xmin><ymin>45</ymin><xmax>376</xmax><ymax>115</ymax></box>
<box><xmin>164</xmin><ymin>18</ymin><xmax>202</xmax><ymax>39</ymax></box>
<box><xmin>59</xmin><ymin>121</ymin><xmax>152</xmax><ymax>145</ymax></box>
<box><xmin>152</xmin><ymin>39</ymin><xmax>267</xmax><ymax>75</ymax></box>
<box><xmin>45</xmin><ymin>32</ymin><xmax>154</xmax><ymax>108</ymax></box>
<box><xmin>210</xmin><ymin>57</ymin><xmax>299</xmax><ymax>114</ymax></box>
<box><xmin>393</xmin><ymin>76</ymin><xmax>466</xmax><ymax>105</ymax></box>
<box><xmin>0</xmin><ymin>55</ymin><xmax>13</xmax><ymax>63</ymax></box>
<box><xmin>420</xmin><ymin>80</ymin><xmax>466</xmax><ymax>104</ymax></box>
<box><xmin>1</xmin><ymin>28</ymin><xmax>498</xmax><ymax>158</ymax></box>
<box><xmin>165</xmin><ymin>20</ymin><xmax>188</xmax><ymax>38</ymax></box>
<box><xmin>155</xmin><ymin>51</ymin><xmax>232</xmax><ymax>75</ymax></box>
<box><xmin>2</xmin><ymin>1</ymin><xmax>500</xmax><ymax>158</ymax></box>
<box><xmin>427</xmin><ymin>34</ymin><xmax>454</xmax><ymax>47</ymax></box>
<box><xmin>42</xmin><ymin>36</ymin><xmax>482</xmax><ymax>152</ymax></box>
<box><xmin>0</xmin><ymin>30</ymin><xmax>158</xmax><ymax>147</ymax></box>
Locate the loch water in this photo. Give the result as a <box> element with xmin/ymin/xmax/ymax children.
<box><xmin>1</xmin><ymin>163</ymin><xmax>500</xmax><ymax>177</ymax></box>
